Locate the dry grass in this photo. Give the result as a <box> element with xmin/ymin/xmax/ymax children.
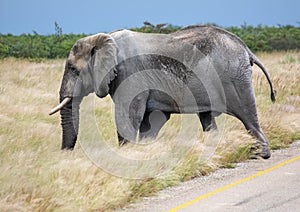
<box><xmin>0</xmin><ymin>52</ymin><xmax>299</xmax><ymax>211</ymax></box>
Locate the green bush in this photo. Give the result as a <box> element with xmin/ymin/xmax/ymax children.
<box><xmin>0</xmin><ymin>22</ymin><xmax>299</xmax><ymax>59</ymax></box>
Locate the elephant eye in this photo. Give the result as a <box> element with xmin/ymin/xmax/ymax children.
<box><xmin>69</xmin><ymin>64</ymin><xmax>79</xmax><ymax>76</ymax></box>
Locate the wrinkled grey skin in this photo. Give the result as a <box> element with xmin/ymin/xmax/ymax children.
<box><xmin>55</xmin><ymin>25</ymin><xmax>276</xmax><ymax>159</ymax></box>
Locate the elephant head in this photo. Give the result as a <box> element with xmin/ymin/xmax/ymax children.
<box><xmin>49</xmin><ymin>33</ymin><xmax>118</xmax><ymax>149</ymax></box>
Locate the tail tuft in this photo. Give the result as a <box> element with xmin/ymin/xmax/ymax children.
<box><xmin>271</xmin><ymin>90</ymin><xmax>276</xmax><ymax>103</ymax></box>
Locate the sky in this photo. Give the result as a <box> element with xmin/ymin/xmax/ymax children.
<box><xmin>0</xmin><ymin>0</ymin><xmax>299</xmax><ymax>35</ymax></box>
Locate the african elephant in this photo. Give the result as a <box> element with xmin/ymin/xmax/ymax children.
<box><xmin>49</xmin><ymin>25</ymin><xmax>276</xmax><ymax>159</ymax></box>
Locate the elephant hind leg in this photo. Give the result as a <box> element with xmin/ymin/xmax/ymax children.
<box><xmin>198</xmin><ymin>111</ymin><xmax>218</xmax><ymax>132</ymax></box>
<box><xmin>229</xmin><ymin>98</ymin><xmax>270</xmax><ymax>158</ymax></box>
<box><xmin>243</xmin><ymin>121</ymin><xmax>271</xmax><ymax>159</ymax></box>
<box><xmin>139</xmin><ymin>111</ymin><xmax>170</xmax><ymax>140</ymax></box>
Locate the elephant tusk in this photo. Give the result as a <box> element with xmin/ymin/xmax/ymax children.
<box><xmin>49</xmin><ymin>97</ymin><xmax>71</xmax><ymax>115</ymax></box>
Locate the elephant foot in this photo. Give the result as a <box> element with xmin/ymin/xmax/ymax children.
<box><xmin>251</xmin><ymin>143</ymin><xmax>271</xmax><ymax>159</ymax></box>
<box><xmin>203</xmin><ymin>124</ymin><xmax>218</xmax><ymax>132</ymax></box>
<box><xmin>61</xmin><ymin>146</ymin><xmax>74</xmax><ymax>151</ymax></box>
<box><xmin>118</xmin><ymin>133</ymin><xmax>131</xmax><ymax>146</ymax></box>
<box><xmin>119</xmin><ymin>139</ymin><xmax>130</xmax><ymax>146</ymax></box>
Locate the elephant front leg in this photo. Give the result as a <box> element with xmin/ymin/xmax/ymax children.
<box><xmin>115</xmin><ymin>112</ymin><xmax>141</xmax><ymax>145</ymax></box>
<box><xmin>198</xmin><ymin>112</ymin><xmax>218</xmax><ymax>132</ymax></box>
<box><xmin>114</xmin><ymin>92</ymin><xmax>149</xmax><ymax>145</ymax></box>
<box><xmin>117</xmin><ymin>132</ymin><xmax>130</xmax><ymax>146</ymax></box>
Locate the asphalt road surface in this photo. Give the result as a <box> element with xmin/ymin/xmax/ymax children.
<box><xmin>122</xmin><ymin>141</ymin><xmax>300</xmax><ymax>212</ymax></box>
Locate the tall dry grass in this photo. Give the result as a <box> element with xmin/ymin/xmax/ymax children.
<box><xmin>0</xmin><ymin>52</ymin><xmax>299</xmax><ymax>211</ymax></box>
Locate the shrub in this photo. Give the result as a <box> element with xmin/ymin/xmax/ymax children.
<box><xmin>0</xmin><ymin>22</ymin><xmax>299</xmax><ymax>59</ymax></box>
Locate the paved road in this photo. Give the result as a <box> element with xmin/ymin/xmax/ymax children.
<box><xmin>122</xmin><ymin>141</ymin><xmax>300</xmax><ymax>212</ymax></box>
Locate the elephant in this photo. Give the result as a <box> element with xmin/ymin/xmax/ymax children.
<box><xmin>49</xmin><ymin>25</ymin><xmax>276</xmax><ymax>159</ymax></box>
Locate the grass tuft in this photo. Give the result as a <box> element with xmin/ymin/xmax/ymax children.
<box><xmin>1</xmin><ymin>52</ymin><xmax>300</xmax><ymax>210</ymax></box>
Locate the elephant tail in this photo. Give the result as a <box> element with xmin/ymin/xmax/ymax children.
<box><xmin>249</xmin><ymin>53</ymin><xmax>276</xmax><ymax>103</ymax></box>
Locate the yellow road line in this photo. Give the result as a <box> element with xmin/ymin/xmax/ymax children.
<box><xmin>168</xmin><ymin>155</ymin><xmax>300</xmax><ymax>212</ymax></box>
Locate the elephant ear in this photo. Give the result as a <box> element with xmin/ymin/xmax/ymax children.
<box><xmin>85</xmin><ymin>33</ymin><xmax>118</xmax><ymax>98</ymax></box>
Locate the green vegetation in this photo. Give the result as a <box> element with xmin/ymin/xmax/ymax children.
<box><xmin>227</xmin><ymin>23</ymin><xmax>300</xmax><ymax>52</ymax></box>
<box><xmin>0</xmin><ymin>22</ymin><xmax>86</xmax><ymax>59</ymax></box>
<box><xmin>0</xmin><ymin>22</ymin><xmax>299</xmax><ymax>59</ymax></box>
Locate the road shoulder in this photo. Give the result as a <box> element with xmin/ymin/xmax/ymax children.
<box><xmin>121</xmin><ymin>141</ymin><xmax>300</xmax><ymax>212</ymax></box>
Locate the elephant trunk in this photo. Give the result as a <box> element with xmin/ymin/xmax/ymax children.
<box><xmin>60</xmin><ymin>96</ymin><xmax>81</xmax><ymax>150</ymax></box>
